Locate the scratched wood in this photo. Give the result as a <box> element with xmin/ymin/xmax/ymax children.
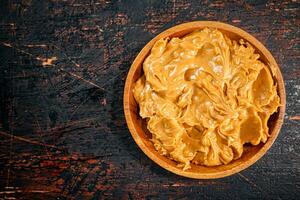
<box><xmin>0</xmin><ymin>0</ymin><xmax>299</xmax><ymax>199</ymax></box>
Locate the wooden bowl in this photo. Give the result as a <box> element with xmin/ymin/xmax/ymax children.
<box><xmin>123</xmin><ymin>21</ymin><xmax>286</xmax><ymax>179</ymax></box>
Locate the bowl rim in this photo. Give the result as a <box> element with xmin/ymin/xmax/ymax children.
<box><xmin>123</xmin><ymin>21</ymin><xmax>286</xmax><ymax>179</ymax></box>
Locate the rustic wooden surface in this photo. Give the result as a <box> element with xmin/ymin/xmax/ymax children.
<box><xmin>0</xmin><ymin>0</ymin><xmax>299</xmax><ymax>199</ymax></box>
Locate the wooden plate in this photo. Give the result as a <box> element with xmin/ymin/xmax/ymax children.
<box><xmin>123</xmin><ymin>21</ymin><xmax>286</xmax><ymax>179</ymax></box>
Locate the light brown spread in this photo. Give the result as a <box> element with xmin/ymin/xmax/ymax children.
<box><xmin>133</xmin><ymin>28</ymin><xmax>280</xmax><ymax>170</ymax></box>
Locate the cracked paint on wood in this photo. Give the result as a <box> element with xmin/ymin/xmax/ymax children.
<box><xmin>0</xmin><ymin>0</ymin><xmax>299</xmax><ymax>199</ymax></box>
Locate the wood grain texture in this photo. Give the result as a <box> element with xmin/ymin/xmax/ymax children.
<box><xmin>0</xmin><ymin>0</ymin><xmax>299</xmax><ymax>199</ymax></box>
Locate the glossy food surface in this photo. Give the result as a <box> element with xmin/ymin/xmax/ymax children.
<box><xmin>133</xmin><ymin>28</ymin><xmax>280</xmax><ymax>170</ymax></box>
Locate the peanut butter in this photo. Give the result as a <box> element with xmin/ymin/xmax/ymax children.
<box><xmin>133</xmin><ymin>28</ymin><xmax>280</xmax><ymax>170</ymax></box>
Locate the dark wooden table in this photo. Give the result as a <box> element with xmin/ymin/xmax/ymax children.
<box><xmin>0</xmin><ymin>0</ymin><xmax>299</xmax><ymax>199</ymax></box>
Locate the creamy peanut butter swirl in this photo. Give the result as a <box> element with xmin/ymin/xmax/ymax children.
<box><xmin>133</xmin><ymin>28</ymin><xmax>280</xmax><ymax>170</ymax></box>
